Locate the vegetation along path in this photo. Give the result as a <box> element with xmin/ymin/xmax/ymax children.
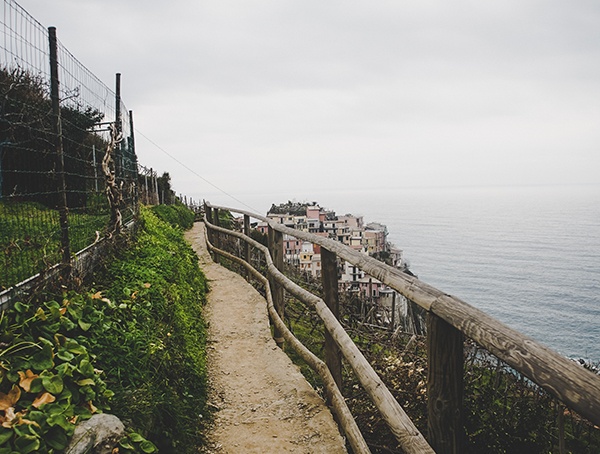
<box><xmin>185</xmin><ymin>222</ymin><xmax>347</xmax><ymax>453</ymax></box>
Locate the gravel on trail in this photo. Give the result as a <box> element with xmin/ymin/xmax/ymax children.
<box><xmin>186</xmin><ymin>222</ymin><xmax>348</xmax><ymax>454</ymax></box>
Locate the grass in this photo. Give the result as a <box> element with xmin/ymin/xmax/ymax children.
<box><xmin>92</xmin><ymin>206</ymin><xmax>209</xmax><ymax>451</ymax></box>
<box><xmin>0</xmin><ymin>201</ymin><xmax>109</xmax><ymax>289</ymax></box>
<box><xmin>0</xmin><ymin>204</ymin><xmax>210</xmax><ymax>452</ymax></box>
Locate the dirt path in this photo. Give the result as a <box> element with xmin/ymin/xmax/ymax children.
<box><xmin>185</xmin><ymin>223</ymin><xmax>347</xmax><ymax>454</ymax></box>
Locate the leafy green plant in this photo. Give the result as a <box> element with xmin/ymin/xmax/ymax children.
<box><xmin>95</xmin><ymin>206</ymin><xmax>209</xmax><ymax>451</ymax></box>
<box><xmin>1</xmin><ymin>205</ymin><xmax>208</xmax><ymax>452</ymax></box>
<box><xmin>0</xmin><ymin>298</ymin><xmax>112</xmax><ymax>453</ymax></box>
<box><xmin>150</xmin><ymin>203</ymin><xmax>195</xmax><ymax>230</ymax></box>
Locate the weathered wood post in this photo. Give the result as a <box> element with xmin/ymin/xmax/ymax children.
<box><xmin>321</xmin><ymin>247</ymin><xmax>342</xmax><ymax>391</ymax></box>
<box><xmin>390</xmin><ymin>291</ymin><xmax>397</xmax><ymax>332</ymax></box>
<box><xmin>204</xmin><ymin>204</ymin><xmax>211</xmax><ymax>229</ymax></box>
<box><xmin>204</xmin><ymin>204</ymin><xmax>213</xmax><ymax>259</ymax></box>
<box><xmin>427</xmin><ymin>312</ymin><xmax>464</xmax><ymax>454</ymax></box>
<box><xmin>213</xmin><ymin>208</ymin><xmax>221</xmax><ymax>264</ymax></box>
<box><xmin>243</xmin><ymin>214</ymin><xmax>251</xmax><ymax>281</ymax></box>
<box><xmin>267</xmin><ymin>226</ymin><xmax>285</xmax><ymax>349</ymax></box>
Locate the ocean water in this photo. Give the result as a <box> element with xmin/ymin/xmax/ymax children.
<box><xmin>221</xmin><ymin>185</ymin><xmax>600</xmax><ymax>361</ymax></box>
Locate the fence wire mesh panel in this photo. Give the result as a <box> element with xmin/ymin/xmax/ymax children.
<box><xmin>1</xmin><ymin>0</ymin><xmax>138</xmax><ymax>291</ymax></box>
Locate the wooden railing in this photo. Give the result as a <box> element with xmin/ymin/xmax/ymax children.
<box><xmin>204</xmin><ymin>202</ymin><xmax>600</xmax><ymax>454</ymax></box>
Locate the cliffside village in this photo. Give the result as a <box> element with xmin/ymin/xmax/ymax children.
<box><xmin>253</xmin><ymin>202</ymin><xmax>410</xmax><ymax>325</ymax></box>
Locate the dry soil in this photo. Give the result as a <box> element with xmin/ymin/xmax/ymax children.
<box><xmin>185</xmin><ymin>222</ymin><xmax>347</xmax><ymax>454</ymax></box>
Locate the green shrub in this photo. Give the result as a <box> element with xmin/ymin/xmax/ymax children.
<box><xmin>150</xmin><ymin>204</ymin><xmax>195</xmax><ymax>230</ymax></box>
<box><xmin>0</xmin><ymin>297</ymin><xmax>115</xmax><ymax>453</ymax></box>
<box><xmin>0</xmin><ymin>206</ymin><xmax>208</xmax><ymax>453</ymax></box>
<box><xmin>98</xmin><ymin>207</ymin><xmax>209</xmax><ymax>451</ymax></box>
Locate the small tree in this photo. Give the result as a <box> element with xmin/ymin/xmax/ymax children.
<box><xmin>157</xmin><ymin>172</ymin><xmax>175</xmax><ymax>205</ymax></box>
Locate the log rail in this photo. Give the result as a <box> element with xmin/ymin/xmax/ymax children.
<box><xmin>204</xmin><ymin>202</ymin><xmax>600</xmax><ymax>454</ymax></box>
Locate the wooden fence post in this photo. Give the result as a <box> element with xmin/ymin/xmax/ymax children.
<box><xmin>204</xmin><ymin>204</ymin><xmax>211</xmax><ymax>232</ymax></box>
<box><xmin>204</xmin><ymin>205</ymin><xmax>213</xmax><ymax>259</ymax></box>
<box><xmin>427</xmin><ymin>312</ymin><xmax>464</xmax><ymax>454</ymax></box>
<box><xmin>213</xmin><ymin>208</ymin><xmax>221</xmax><ymax>264</ymax></box>
<box><xmin>243</xmin><ymin>214</ymin><xmax>250</xmax><ymax>280</ymax></box>
<box><xmin>322</xmin><ymin>248</ymin><xmax>342</xmax><ymax>391</ymax></box>
<box><xmin>268</xmin><ymin>226</ymin><xmax>285</xmax><ymax>349</ymax></box>
<box><xmin>390</xmin><ymin>291</ymin><xmax>397</xmax><ymax>332</ymax></box>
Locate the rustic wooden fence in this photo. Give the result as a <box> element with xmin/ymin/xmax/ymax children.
<box><xmin>203</xmin><ymin>202</ymin><xmax>600</xmax><ymax>454</ymax></box>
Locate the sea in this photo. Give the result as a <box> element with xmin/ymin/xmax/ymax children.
<box><xmin>209</xmin><ymin>184</ymin><xmax>600</xmax><ymax>362</ymax></box>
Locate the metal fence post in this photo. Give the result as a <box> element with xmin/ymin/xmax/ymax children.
<box><xmin>114</xmin><ymin>73</ymin><xmax>122</xmax><ymax>179</ymax></box>
<box><xmin>48</xmin><ymin>26</ymin><xmax>71</xmax><ymax>281</ymax></box>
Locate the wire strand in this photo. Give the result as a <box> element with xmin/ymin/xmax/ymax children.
<box><xmin>134</xmin><ymin>128</ymin><xmax>261</xmax><ymax>213</ymax></box>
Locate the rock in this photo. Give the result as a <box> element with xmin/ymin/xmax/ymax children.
<box><xmin>65</xmin><ymin>413</ymin><xmax>125</xmax><ymax>454</ymax></box>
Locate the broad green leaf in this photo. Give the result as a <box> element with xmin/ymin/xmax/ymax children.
<box><xmin>31</xmin><ymin>343</ymin><xmax>54</xmax><ymax>371</ymax></box>
<box><xmin>46</xmin><ymin>413</ymin><xmax>72</xmax><ymax>431</ymax></box>
<box><xmin>0</xmin><ymin>428</ymin><xmax>12</xmax><ymax>445</ymax></box>
<box><xmin>77</xmin><ymin>320</ymin><xmax>92</xmax><ymax>331</ymax></box>
<box><xmin>119</xmin><ymin>439</ymin><xmax>135</xmax><ymax>450</ymax></box>
<box><xmin>45</xmin><ymin>427</ymin><xmax>68</xmax><ymax>450</ymax></box>
<box><xmin>79</xmin><ymin>386</ymin><xmax>96</xmax><ymax>401</ymax></box>
<box><xmin>64</xmin><ymin>340</ymin><xmax>86</xmax><ymax>355</ymax></box>
<box><xmin>140</xmin><ymin>440</ymin><xmax>157</xmax><ymax>453</ymax></box>
<box><xmin>56</xmin><ymin>387</ymin><xmax>73</xmax><ymax>402</ymax></box>
<box><xmin>14</xmin><ymin>434</ymin><xmax>40</xmax><ymax>454</ymax></box>
<box><xmin>75</xmin><ymin>378</ymin><xmax>95</xmax><ymax>387</ymax></box>
<box><xmin>42</xmin><ymin>374</ymin><xmax>63</xmax><ymax>394</ymax></box>
<box><xmin>66</xmin><ymin>305</ymin><xmax>82</xmax><ymax>320</ymax></box>
<box><xmin>55</xmin><ymin>363</ymin><xmax>75</xmax><ymax>378</ymax></box>
<box><xmin>129</xmin><ymin>432</ymin><xmax>144</xmax><ymax>442</ymax></box>
<box><xmin>54</xmin><ymin>333</ymin><xmax>67</xmax><ymax>346</ymax></box>
<box><xmin>41</xmin><ymin>321</ymin><xmax>61</xmax><ymax>335</ymax></box>
<box><xmin>103</xmin><ymin>389</ymin><xmax>115</xmax><ymax>399</ymax></box>
<box><xmin>13</xmin><ymin>301</ymin><xmax>27</xmax><ymax>314</ymax></box>
<box><xmin>28</xmin><ymin>377</ymin><xmax>43</xmax><ymax>394</ymax></box>
<box><xmin>56</xmin><ymin>349</ymin><xmax>74</xmax><ymax>362</ymax></box>
<box><xmin>44</xmin><ymin>401</ymin><xmax>70</xmax><ymax>416</ymax></box>
<box><xmin>59</xmin><ymin>317</ymin><xmax>76</xmax><ymax>331</ymax></box>
<box><xmin>43</xmin><ymin>301</ymin><xmax>60</xmax><ymax>311</ymax></box>
<box><xmin>78</xmin><ymin>359</ymin><xmax>94</xmax><ymax>377</ymax></box>
<box><xmin>24</xmin><ymin>410</ymin><xmax>45</xmax><ymax>426</ymax></box>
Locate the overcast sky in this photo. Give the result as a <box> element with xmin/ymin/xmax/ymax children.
<box><xmin>23</xmin><ymin>0</ymin><xmax>600</xmax><ymax>209</ymax></box>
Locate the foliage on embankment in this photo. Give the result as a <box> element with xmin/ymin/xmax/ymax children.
<box><xmin>151</xmin><ymin>203</ymin><xmax>196</xmax><ymax>230</ymax></box>
<box><xmin>283</xmin><ymin>278</ymin><xmax>600</xmax><ymax>454</ymax></box>
<box><xmin>0</xmin><ymin>205</ymin><xmax>209</xmax><ymax>453</ymax></box>
<box><xmin>96</xmin><ymin>206</ymin><xmax>209</xmax><ymax>451</ymax></box>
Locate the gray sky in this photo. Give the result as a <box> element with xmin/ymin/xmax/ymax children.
<box><xmin>24</xmin><ymin>0</ymin><xmax>600</xmax><ymax>207</ymax></box>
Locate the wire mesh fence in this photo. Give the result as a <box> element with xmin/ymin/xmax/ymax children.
<box><xmin>1</xmin><ymin>0</ymin><xmax>137</xmax><ymax>292</ymax></box>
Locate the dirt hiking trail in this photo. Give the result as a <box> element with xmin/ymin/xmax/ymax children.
<box><xmin>185</xmin><ymin>223</ymin><xmax>347</xmax><ymax>454</ymax></box>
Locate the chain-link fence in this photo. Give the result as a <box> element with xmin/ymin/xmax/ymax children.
<box><xmin>1</xmin><ymin>0</ymin><xmax>137</xmax><ymax>295</ymax></box>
